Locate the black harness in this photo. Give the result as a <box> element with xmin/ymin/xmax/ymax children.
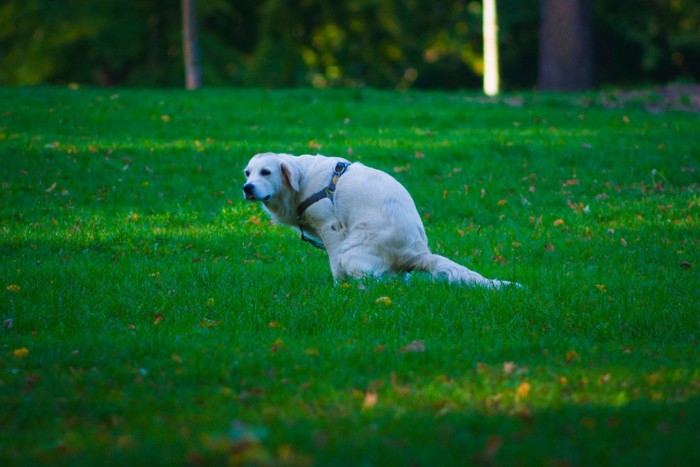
<box><xmin>296</xmin><ymin>161</ymin><xmax>352</xmax><ymax>250</ymax></box>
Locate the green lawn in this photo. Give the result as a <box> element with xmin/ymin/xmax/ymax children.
<box><xmin>1</xmin><ymin>86</ymin><xmax>699</xmax><ymax>466</ymax></box>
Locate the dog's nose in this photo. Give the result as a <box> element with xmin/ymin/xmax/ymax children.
<box><xmin>243</xmin><ymin>183</ymin><xmax>254</xmax><ymax>195</ymax></box>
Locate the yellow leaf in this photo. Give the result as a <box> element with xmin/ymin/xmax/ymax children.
<box><xmin>375</xmin><ymin>296</ymin><xmax>392</xmax><ymax>306</ymax></box>
<box><xmin>497</xmin><ymin>199</ymin><xmax>507</xmax><ymax>206</ymax></box>
<box><xmin>13</xmin><ymin>347</ymin><xmax>29</xmax><ymax>358</ymax></box>
<box><xmin>516</xmin><ymin>381</ymin><xmax>531</xmax><ymax>400</ymax></box>
<box><xmin>268</xmin><ymin>321</ymin><xmax>284</xmax><ymax>328</ymax></box>
<box><xmin>595</xmin><ymin>284</ymin><xmax>607</xmax><ymax>293</ymax></box>
<box><xmin>303</xmin><ymin>348</ymin><xmax>319</xmax><ymax>356</ymax></box>
<box><xmin>553</xmin><ymin>218</ymin><xmax>565</xmax><ymax>227</ymax></box>
<box><xmin>6</xmin><ymin>284</ymin><xmax>21</xmax><ymax>293</ymax></box>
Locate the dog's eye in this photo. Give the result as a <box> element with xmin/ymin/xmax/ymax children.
<box><xmin>244</xmin><ymin>170</ymin><xmax>250</xmax><ymax>177</ymax></box>
<box><xmin>260</xmin><ymin>169</ymin><xmax>271</xmax><ymax>176</ymax></box>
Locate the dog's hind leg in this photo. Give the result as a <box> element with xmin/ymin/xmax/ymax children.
<box><xmin>335</xmin><ymin>247</ymin><xmax>391</xmax><ymax>280</ymax></box>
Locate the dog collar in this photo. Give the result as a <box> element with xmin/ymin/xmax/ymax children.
<box><xmin>296</xmin><ymin>161</ymin><xmax>352</xmax><ymax>250</ymax></box>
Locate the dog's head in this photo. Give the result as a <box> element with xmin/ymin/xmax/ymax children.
<box><xmin>243</xmin><ymin>153</ymin><xmax>301</xmax><ymax>201</ymax></box>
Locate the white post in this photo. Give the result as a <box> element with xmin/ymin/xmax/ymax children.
<box><xmin>483</xmin><ymin>0</ymin><xmax>500</xmax><ymax>96</ymax></box>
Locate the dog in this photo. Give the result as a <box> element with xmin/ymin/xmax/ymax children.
<box><xmin>243</xmin><ymin>153</ymin><xmax>517</xmax><ymax>288</ymax></box>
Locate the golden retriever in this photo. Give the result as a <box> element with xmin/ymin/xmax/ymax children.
<box><xmin>243</xmin><ymin>152</ymin><xmax>517</xmax><ymax>288</ymax></box>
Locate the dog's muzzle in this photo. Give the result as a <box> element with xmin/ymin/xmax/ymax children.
<box><xmin>243</xmin><ymin>183</ymin><xmax>255</xmax><ymax>199</ymax></box>
<box><xmin>243</xmin><ymin>183</ymin><xmax>269</xmax><ymax>201</ymax></box>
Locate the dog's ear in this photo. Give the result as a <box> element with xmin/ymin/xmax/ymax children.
<box><xmin>280</xmin><ymin>162</ymin><xmax>301</xmax><ymax>192</ymax></box>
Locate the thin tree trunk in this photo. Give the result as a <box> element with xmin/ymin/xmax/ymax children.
<box><xmin>538</xmin><ymin>0</ymin><xmax>592</xmax><ymax>91</ymax></box>
<box><xmin>182</xmin><ymin>0</ymin><xmax>202</xmax><ymax>90</ymax></box>
<box><xmin>483</xmin><ymin>0</ymin><xmax>500</xmax><ymax>96</ymax></box>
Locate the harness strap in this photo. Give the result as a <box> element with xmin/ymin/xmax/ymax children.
<box><xmin>296</xmin><ymin>161</ymin><xmax>351</xmax><ymax>250</ymax></box>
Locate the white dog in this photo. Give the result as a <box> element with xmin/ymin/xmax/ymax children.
<box><xmin>243</xmin><ymin>153</ymin><xmax>517</xmax><ymax>288</ymax></box>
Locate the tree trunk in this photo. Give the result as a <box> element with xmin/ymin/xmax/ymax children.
<box><xmin>182</xmin><ymin>0</ymin><xmax>202</xmax><ymax>90</ymax></box>
<box><xmin>483</xmin><ymin>0</ymin><xmax>500</xmax><ymax>96</ymax></box>
<box><xmin>538</xmin><ymin>0</ymin><xmax>592</xmax><ymax>91</ymax></box>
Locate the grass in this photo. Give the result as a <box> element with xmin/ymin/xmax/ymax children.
<box><xmin>1</xmin><ymin>86</ymin><xmax>699</xmax><ymax>466</ymax></box>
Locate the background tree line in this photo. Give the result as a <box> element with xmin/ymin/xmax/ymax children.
<box><xmin>1</xmin><ymin>0</ymin><xmax>698</xmax><ymax>90</ymax></box>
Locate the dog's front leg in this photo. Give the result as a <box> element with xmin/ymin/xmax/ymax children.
<box><xmin>318</xmin><ymin>221</ymin><xmax>349</xmax><ymax>281</ymax></box>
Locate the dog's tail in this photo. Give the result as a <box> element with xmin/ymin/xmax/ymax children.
<box><xmin>408</xmin><ymin>252</ymin><xmax>518</xmax><ymax>289</ymax></box>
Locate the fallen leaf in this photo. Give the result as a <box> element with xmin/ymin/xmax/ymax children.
<box><xmin>375</xmin><ymin>296</ymin><xmax>393</xmax><ymax>306</ymax></box>
<box><xmin>480</xmin><ymin>435</ymin><xmax>504</xmax><ymax>462</ymax></box>
<box><xmin>497</xmin><ymin>199</ymin><xmax>507</xmax><ymax>206</ymax></box>
<box><xmin>566</xmin><ymin>350</ymin><xmax>580</xmax><ymax>363</ymax></box>
<box><xmin>200</xmin><ymin>319</ymin><xmax>222</xmax><ymax>329</ymax></box>
<box><xmin>553</xmin><ymin>218</ymin><xmax>565</xmax><ymax>227</ymax></box>
<box><xmin>516</xmin><ymin>381</ymin><xmax>531</xmax><ymax>400</ymax></box>
<box><xmin>595</xmin><ymin>284</ymin><xmax>607</xmax><ymax>293</ymax></box>
<box><xmin>13</xmin><ymin>347</ymin><xmax>29</xmax><ymax>358</ymax></box>
<box><xmin>681</xmin><ymin>261</ymin><xmax>692</xmax><ymax>269</ymax></box>
<box><xmin>6</xmin><ymin>284</ymin><xmax>20</xmax><ymax>293</ymax></box>
<box><xmin>45</xmin><ymin>182</ymin><xmax>57</xmax><ymax>192</ymax></box>
<box><xmin>362</xmin><ymin>391</ymin><xmax>378</xmax><ymax>409</ymax></box>
<box><xmin>303</xmin><ymin>348</ymin><xmax>319</xmax><ymax>356</ymax></box>
<box><xmin>503</xmin><ymin>361</ymin><xmax>517</xmax><ymax>374</ymax></box>
<box><xmin>399</xmin><ymin>340</ymin><xmax>426</xmax><ymax>353</ymax></box>
<box><xmin>271</xmin><ymin>338</ymin><xmax>286</xmax><ymax>352</ymax></box>
<box><xmin>153</xmin><ymin>313</ymin><xmax>164</xmax><ymax>325</ymax></box>
<box><xmin>268</xmin><ymin>321</ymin><xmax>284</xmax><ymax>328</ymax></box>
